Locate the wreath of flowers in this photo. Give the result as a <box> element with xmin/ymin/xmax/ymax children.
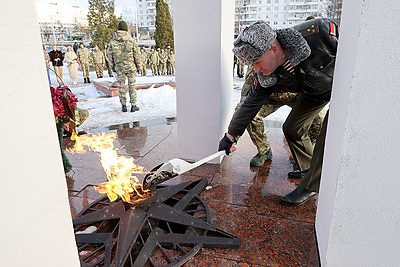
<box><xmin>50</xmin><ymin>85</ymin><xmax>78</xmax><ymax>119</ymax></box>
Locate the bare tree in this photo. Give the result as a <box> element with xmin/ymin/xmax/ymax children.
<box><xmin>326</xmin><ymin>0</ymin><xmax>343</xmax><ymax>20</ymax></box>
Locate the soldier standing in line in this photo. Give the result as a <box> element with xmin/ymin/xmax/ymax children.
<box><xmin>156</xmin><ymin>48</ymin><xmax>162</xmax><ymax>75</ymax></box>
<box><xmin>76</xmin><ymin>43</ymin><xmax>91</xmax><ymax>83</ymax></box>
<box><xmin>107</xmin><ymin>21</ymin><xmax>141</xmax><ymax>113</ymax></box>
<box><xmin>237</xmin><ymin>65</ymin><xmax>324</xmax><ymax>167</ymax></box>
<box><xmin>91</xmin><ymin>45</ymin><xmax>105</xmax><ymax>78</ymax></box>
<box><xmin>158</xmin><ymin>48</ymin><xmax>168</xmax><ymax>75</ymax></box>
<box><xmin>104</xmin><ymin>44</ymin><xmax>113</xmax><ymax>78</ymax></box>
<box><xmin>138</xmin><ymin>47</ymin><xmax>148</xmax><ymax>76</ymax></box>
<box><xmin>166</xmin><ymin>45</ymin><xmax>172</xmax><ymax>54</ymax></box>
<box><xmin>236</xmin><ymin>57</ymin><xmax>245</xmax><ymax>78</ymax></box>
<box><xmin>167</xmin><ymin>50</ymin><xmax>175</xmax><ymax>75</ymax></box>
<box><xmin>148</xmin><ymin>48</ymin><xmax>159</xmax><ymax>76</ymax></box>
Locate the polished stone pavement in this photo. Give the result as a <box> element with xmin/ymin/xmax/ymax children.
<box><xmin>66</xmin><ymin>118</ymin><xmax>319</xmax><ymax>266</ymax></box>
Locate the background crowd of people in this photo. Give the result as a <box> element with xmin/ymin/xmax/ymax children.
<box><xmin>43</xmin><ymin>35</ymin><xmax>175</xmax><ymax>88</ymax></box>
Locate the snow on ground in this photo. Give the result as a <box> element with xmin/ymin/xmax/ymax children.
<box><xmin>72</xmin><ymin>83</ymin><xmax>177</xmax><ymax>131</ymax></box>
<box><xmin>49</xmin><ymin>66</ymin><xmax>291</xmax><ymax>132</ymax></box>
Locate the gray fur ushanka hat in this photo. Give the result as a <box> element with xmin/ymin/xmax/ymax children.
<box><xmin>233</xmin><ymin>21</ymin><xmax>277</xmax><ymax>65</ymax></box>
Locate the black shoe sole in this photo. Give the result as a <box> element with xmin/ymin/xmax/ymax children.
<box><xmin>280</xmin><ymin>194</ymin><xmax>318</xmax><ymax>206</ymax></box>
<box><xmin>287</xmin><ymin>174</ymin><xmax>305</xmax><ymax>179</ymax></box>
<box><xmin>287</xmin><ymin>170</ymin><xmax>308</xmax><ymax>179</ymax></box>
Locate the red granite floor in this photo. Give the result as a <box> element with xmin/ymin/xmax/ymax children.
<box><xmin>66</xmin><ymin>119</ymin><xmax>319</xmax><ymax>266</ymax></box>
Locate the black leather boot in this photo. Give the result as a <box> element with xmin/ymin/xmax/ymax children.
<box><xmin>84</xmin><ymin>78</ymin><xmax>87</xmax><ymax>83</ymax></box>
<box><xmin>130</xmin><ymin>105</ymin><xmax>139</xmax><ymax>112</ymax></box>
<box><xmin>87</xmin><ymin>77</ymin><xmax>91</xmax><ymax>83</ymax></box>
<box><xmin>280</xmin><ymin>187</ymin><xmax>317</xmax><ymax>206</ymax></box>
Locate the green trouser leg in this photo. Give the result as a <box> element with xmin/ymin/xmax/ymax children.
<box><xmin>106</xmin><ymin>62</ymin><xmax>113</xmax><ymax>77</ymax></box>
<box><xmin>283</xmin><ymin>95</ymin><xmax>328</xmax><ymax>171</ymax></box>
<box><xmin>95</xmin><ymin>64</ymin><xmax>102</xmax><ymax>77</ymax></box>
<box><xmin>117</xmin><ymin>72</ymin><xmax>137</xmax><ymax>105</ymax></box>
<box><xmin>286</xmin><ymin>100</ymin><xmax>325</xmax><ymax>144</ymax></box>
<box><xmin>126</xmin><ymin>72</ymin><xmax>137</xmax><ymax>105</ymax></box>
<box><xmin>117</xmin><ymin>72</ymin><xmax>127</xmax><ymax>105</ymax></box>
<box><xmin>82</xmin><ymin>63</ymin><xmax>90</xmax><ymax>78</ymax></box>
<box><xmin>247</xmin><ymin>103</ymin><xmax>281</xmax><ymax>154</ymax></box>
<box><xmin>151</xmin><ymin>65</ymin><xmax>158</xmax><ymax>75</ymax></box>
<box><xmin>300</xmin><ymin>111</ymin><xmax>329</xmax><ymax>193</ymax></box>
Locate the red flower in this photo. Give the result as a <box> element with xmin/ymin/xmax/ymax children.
<box><xmin>50</xmin><ymin>86</ymin><xmax>78</xmax><ymax>118</ymax></box>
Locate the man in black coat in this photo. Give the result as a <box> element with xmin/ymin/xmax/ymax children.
<box><xmin>218</xmin><ymin>18</ymin><xmax>339</xmax><ymax>206</ymax></box>
<box><xmin>48</xmin><ymin>44</ymin><xmax>64</xmax><ymax>86</ymax></box>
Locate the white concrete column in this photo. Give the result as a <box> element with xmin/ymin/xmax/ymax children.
<box><xmin>316</xmin><ymin>0</ymin><xmax>400</xmax><ymax>265</ymax></box>
<box><xmin>0</xmin><ymin>1</ymin><xmax>79</xmax><ymax>266</ymax></box>
<box><xmin>173</xmin><ymin>0</ymin><xmax>235</xmax><ymax>162</ymax></box>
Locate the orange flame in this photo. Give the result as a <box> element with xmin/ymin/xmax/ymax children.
<box><xmin>68</xmin><ymin>132</ymin><xmax>150</xmax><ymax>203</ymax></box>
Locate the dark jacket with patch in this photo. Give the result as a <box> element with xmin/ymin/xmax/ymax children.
<box><xmin>228</xmin><ymin>18</ymin><xmax>339</xmax><ymax>138</ymax></box>
<box><xmin>49</xmin><ymin>50</ymin><xmax>64</xmax><ymax>67</ymax></box>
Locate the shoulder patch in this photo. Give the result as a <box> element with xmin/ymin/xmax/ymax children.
<box><xmin>329</xmin><ymin>22</ymin><xmax>338</xmax><ymax>36</ymax></box>
<box><xmin>298</xmin><ymin>23</ymin><xmax>319</xmax><ymax>37</ymax></box>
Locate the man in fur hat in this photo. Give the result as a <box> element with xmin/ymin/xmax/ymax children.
<box><xmin>218</xmin><ymin>18</ymin><xmax>339</xmax><ymax>206</ymax></box>
<box><xmin>237</xmin><ymin>65</ymin><xmax>325</xmax><ymax>168</ymax></box>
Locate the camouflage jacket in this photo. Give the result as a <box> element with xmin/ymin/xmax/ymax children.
<box><xmin>107</xmin><ymin>30</ymin><xmax>140</xmax><ymax>73</ymax></box>
<box><xmin>159</xmin><ymin>51</ymin><xmax>168</xmax><ymax>63</ymax></box>
<box><xmin>242</xmin><ymin>66</ymin><xmax>298</xmax><ymax>103</ymax></box>
<box><xmin>91</xmin><ymin>50</ymin><xmax>105</xmax><ymax>64</ymax></box>
<box><xmin>148</xmin><ymin>51</ymin><xmax>159</xmax><ymax>64</ymax></box>
<box><xmin>139</xmin><ymin>50</ymin><xmax>148</xmax><ymax>65</ymax></box>
<box><xmin>76</xmin><ymin>47</ymin><xmax>91</xmax><ymax>64</ymax></box>
<box><xmin>167</xmin><ymin>53</ymin><xmax>175</xmax><ymax>64</ymax></box>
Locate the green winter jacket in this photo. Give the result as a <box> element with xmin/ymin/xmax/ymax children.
<box><xmin>107</xmin><ymin>30</ymin><xmax>140</xmax><ymax>73</ymax></box>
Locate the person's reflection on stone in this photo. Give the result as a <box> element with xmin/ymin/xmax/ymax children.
<box><xmin>116</xmin><ymin>122</ymin><xmax>148</xmax><ymax>157</ymax></box>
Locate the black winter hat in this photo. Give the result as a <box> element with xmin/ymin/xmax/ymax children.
<box><xmin>118</xmin><ymin>21</ymin><xmax>129</xmax><ymax>31</ymax></box>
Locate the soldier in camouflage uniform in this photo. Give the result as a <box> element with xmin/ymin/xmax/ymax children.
<box><xmin>158</xmin><ymin>48</ymin><xmax>168</xmax><ymax>75</ymax></box>
<box><xmin>104</xmin><ymin>44</ymin><xmax>113</xmax><ymax>78</ymax></box>
<box><xmin>236</xmin><ymin>57</ymin><xmax>244</xmax><ymax>78</ymax></box>
<box><xmin>166</xmin><ymin>45</ymin><xmax>172</xmax><ymax>54</ymax></box>
<box><xmin>91</xmin><ymin>45</ymin><xmax>105</xmax><ymax>78</ymax></box>
<box><xmin>237</xmin><ymin>66</ymin><xmax>324</xmax><ymax>167</ymax></box>
<box><xmin>167</xmin><ymin>50</ymin><xmax>175</xmax><ymax>75</ymax></box>
<box><xmin>148</xmin><ymin>48</ymin><xmax>159</xmax><ymax>76</ymax></box>
<box><xmin>107</xmin><ymin>21</ymin><xmax>141</xmax><ymax>112</ymax></box>
<box><xmin>76</xmin><ymin>43</ymin><xmax>91</xmax><ymax>83</ymax></box>
<box><xmin>138</xmin><ymin>47</ymin><xmax>148</xmax><ymax>76</ymax></box>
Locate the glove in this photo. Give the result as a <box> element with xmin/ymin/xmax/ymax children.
<box><xmin>218</xmin><ymin>134</ymin><xmax>235</xmax><ymax>155</ymax></box>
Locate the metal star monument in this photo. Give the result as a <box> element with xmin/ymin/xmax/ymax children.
<box><xmin>73</xmin><ymin>178</ymin><xmax>241</xmax><ymax>266</ymax></box>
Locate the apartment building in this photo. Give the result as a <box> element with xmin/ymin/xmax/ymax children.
<box><xmin>136</xmin><ymin>0</ymin><xmax>174</xmax><ymax>37</ymax></box>
<box><xmin>36</xmin><ymin>2</ymin><xmax>89</xmax><ymax>44</ymax></box>
<box><xmin>136</xmin><ymin>0</ymin><xmax>327</xmax><ymax>37</ymax></box>
<box><xmin>235</xmin><ymin>0</ymin><xmax>328</xmax><ymax>33</ymax></box>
